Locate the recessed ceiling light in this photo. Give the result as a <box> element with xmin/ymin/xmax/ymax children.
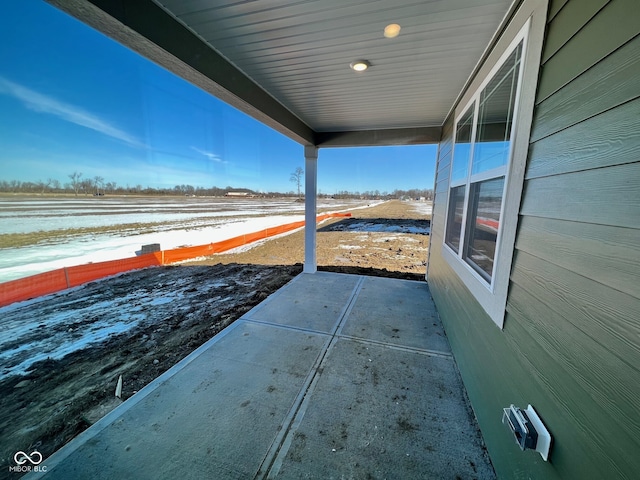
<box><xmin>384</xmin><ymin>23</ymin><xmax>401</xmax><ymax>38</ymax></box>
<box><xmin>350</xmin><ymin>60</ymin><xmax>370</xmax><ymax>72</ymax></box>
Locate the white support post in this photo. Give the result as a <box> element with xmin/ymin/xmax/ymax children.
<box><xmin>304</xmin><ymin>145</ymin><xmax>318</xmax><ymax>274</ymax></box>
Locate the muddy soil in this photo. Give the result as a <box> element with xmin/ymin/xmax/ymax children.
<box><xmin>0</xmin><ymin>200</ymin><xmax>430</xmax><ymax>477</ymax></box>
<box><xmin>0</xmin><ymin>264</ymin><xmax>300</xmax><ymax>478</ymax></box>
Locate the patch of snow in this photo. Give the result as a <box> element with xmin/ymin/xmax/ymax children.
<box><xmin>332</xmin><ymin>221</ymin><xmax>430</xmax><ymax>235</ymax></box>
<box><xmin>0</xmin><ymin>269</ymin><xmax>246</xmax><ymax>380</ymax></box>
<box><xmin>371</xmin><ymin>236</ymin><xmax>419</xmax><ymax>243</ymax></box>
<box><xmin>408</xmin><ymin>201</ymin><xmax>433</xmax><ymax>216</ymax></box>
<box><xmin>0</xmin><ymin>313</ymin><xmax>146</xmax><ymax>379</ymax></box>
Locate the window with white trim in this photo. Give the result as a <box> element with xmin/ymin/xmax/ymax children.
<box><xmin>446</xmin><ymin>40</ymin><xmax>523</xmax><ymax>282</ymax></box>
<box><xmin>441</xmin><ymin>16</ymin><xmax>542</xmax><ymax>329</ymax></box>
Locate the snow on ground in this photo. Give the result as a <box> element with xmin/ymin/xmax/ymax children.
<box><xmin>329</xmin><ymin>221</ymin><xmax>430</xmax><ymax>235</ymax></box>
<box><xmin>0</xmin><ymin>197</ymin><xmax>368</xmax><ymax>282</ymax></box>
<box><xmin>1</xmin><ymin>198</ymin><xmax>300</xmax><ymax>235</ymax></box>
<box><xmin>0</xmin><ymin>215</ymin><xmax>301</xmax><ymax>282</ymax></box>
<box><xmin>0</xmin><ymin>289</ymin><xmax>150</xmax><ymax>380</ymax></box>
<box><xmin>366</xmin><ymin>235</ymin><xmax>420</xmax><ymax>243</ymax></box>
<box><xmin>409</xmin><ymin>201</ymin><xmax>433</xmax><ymax>216</ymax></box>
<box><xmin>0</xmin><ymin>266</ymin><xmax>242</xmax><ymax>380</ymax></box>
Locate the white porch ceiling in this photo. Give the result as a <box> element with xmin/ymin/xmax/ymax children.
<box><xmin>157</xmin><ymin>0</ymin><xmax>514</xmax><ymax>132</ymax></box>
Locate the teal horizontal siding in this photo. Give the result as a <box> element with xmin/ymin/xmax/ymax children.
<box><xmin>428</xmin><ymin>0</ymin><xmax>640</xmax><ymax>478</ymax></box>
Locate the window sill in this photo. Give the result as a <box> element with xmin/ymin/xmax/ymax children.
<box><xmin>442</xmin><ymin>243</ymin><xmax>506</xmax><ymax>328</ymax></box>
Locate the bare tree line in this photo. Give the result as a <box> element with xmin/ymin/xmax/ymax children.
<box><xmin>0</xmin><ymin>171</ymin><xmax>433</xmax><ymax>200</ymax></box>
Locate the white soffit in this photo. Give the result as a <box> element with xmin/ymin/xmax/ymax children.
<box><xmin>155</xmin><ymin>0</ymin><xmax>514</xmax><ymax>132</ymax></box>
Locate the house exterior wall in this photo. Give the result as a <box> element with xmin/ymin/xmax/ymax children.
<box><xmin>427</xmin><ymin>0</ymin><xmax>640</xmax><ymax>478</ymax></box>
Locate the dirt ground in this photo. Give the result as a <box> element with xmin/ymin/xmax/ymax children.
<box><xmin>0</xmin><ymin>200</ymin><xmax>430</xmax><ymax>477</ymax></box>
<box><xmin>196</xmin><ymin>199</ymin><xmax>431</xmax><ymax>279</ymax></box>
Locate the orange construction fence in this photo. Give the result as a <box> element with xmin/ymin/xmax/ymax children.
<box><xmin>0</xmin><ymin>212</ymin><xmax>351</xmax><ymax>308</ymax></box>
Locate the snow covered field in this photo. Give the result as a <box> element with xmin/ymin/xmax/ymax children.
<box><xmin>0</xmin><ymin>196</ymin><xmax>370</xmax><ymax>282</ymax></box>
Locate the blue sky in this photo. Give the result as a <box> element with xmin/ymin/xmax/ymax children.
<box><xmin>0</xmin><ymin>0</ymin><xmax>437</xmax><ymax>194</ymax></box>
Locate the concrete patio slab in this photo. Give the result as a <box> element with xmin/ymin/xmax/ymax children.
<box><xmin>247</xmin><ymin>272</ymin><xmax>361</xmax><ymax>333</ymax></box>
<box><xmin>28</xmin><ymin>272</ymin><xmax>495</xmax><ymax>480</ymax></box>
<box><xmin>36</xmin><ymin>322</ymin><xmax>329</xmax><ymax>480</ymax></box>
<box><xmin>340</xmin><ymin>276</ymin><xmax>451</xmax><ymax>353</ymax></box>
<box><xmin>271</xmin><ymin>338</ymin><xmax>491</xmax><ymax>479</ymax></box>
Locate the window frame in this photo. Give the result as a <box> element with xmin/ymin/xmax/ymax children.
<box><xmin>441</xmin><ymin>3</ymin><xmax>547</xmax><ymax>329</ymax></box>
<box><xmin>446</xmin><ymin>28</ymin><xmax>527</xmax><ymax>285</ymax></box>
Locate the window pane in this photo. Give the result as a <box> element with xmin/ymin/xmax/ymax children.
<box><xmin>445</xmin><ymin>185</ymin><xmax>466</xmax><ymax>253</ymax></box>
<box><xmin>464</xmin><ymin>177</ymin><xmax>505</xmax><ymax>281</ymax></box>
<box><xmin>451</xmin><ymin>105</ymin><xmax>474</xmax><ymax>183</ymax></box>
<box><xmin>471</xmin><ymin>42</ymin><xmax>522</xmax><ymax>175</ymax></box>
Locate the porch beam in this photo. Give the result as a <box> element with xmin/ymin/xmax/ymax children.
<box><xmin>314</xmin><ymin>126</ymin><xmax>441</xmax><ymax>148</ymax></box>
